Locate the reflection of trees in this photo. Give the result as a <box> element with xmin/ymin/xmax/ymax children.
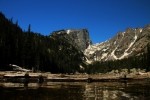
<box><xmin>83</xmin><ymin>84</ymin><xmax>138</xmax><ymax>100</ymax></box>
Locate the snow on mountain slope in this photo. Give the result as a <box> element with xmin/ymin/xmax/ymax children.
<box><xmin>84</xmin><ymin>25</ymin><xmax>150</xmax><ymax>63</ymax></box>
<box><xmin>111</xmin><ymin>32</ymin><xmax>138</xmax><ymax>60</ymax></box>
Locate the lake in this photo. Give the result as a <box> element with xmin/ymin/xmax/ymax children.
<box><xmin>1</xmin><ymin>81</ymin><xmax>150</xmax><ymax>100</ymax></box>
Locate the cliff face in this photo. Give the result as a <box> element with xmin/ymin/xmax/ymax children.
<box><xmin>84</xmin><ymin>25</ymin><xmax>150</xmax><ymax>63</ymax></box>
<box><xmin>51</xmin><ymin>29</ymin><xmax>91</xmax><ymax>51</ymax></box>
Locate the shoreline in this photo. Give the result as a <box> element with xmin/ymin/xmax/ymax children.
<box><xmin>0</xmin><ymin>71</ymin><xmax>150</xmax><ymax>83</ymax></box>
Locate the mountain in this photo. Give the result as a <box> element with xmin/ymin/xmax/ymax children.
<box><xmin>51</xmin><ymin>29</ymin><xmax>91</xmax><ymax>51</ymax></box>
<box><xmin>84</xmin><ymin>25</ymin><xmax>150</xmax><ymax>63</ymax></box>
<box><xmin>0</xmin><ymin>12</ymin><xmax>85</xmax><ymax>73</ymax></box>
<box><xmin>0</xmin><ymin>12</ymin><xmax>150</xmax><ymax>73</ymax></box>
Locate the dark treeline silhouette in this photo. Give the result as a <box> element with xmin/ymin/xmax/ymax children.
<box><xmin>85</xmin><ymin>44</ymin><xmax>150</xmax><ymax>74</ymax></box>
<box><xmin>0</xmin><ymin>12</ymin><xmax>85</xmax><ymax>73</ymax></box>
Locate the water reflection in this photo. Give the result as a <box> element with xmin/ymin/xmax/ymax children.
<box><xmin>0</xmin><ymin>81</ymin><xmax>150</xmax><ymax>100</ymax></box>
<box><xmin>83</xmin><ymin>83</ymin><xmax>137</xmax><ymax>100</ymax></box>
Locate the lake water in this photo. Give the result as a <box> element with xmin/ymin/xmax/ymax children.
<box><xmin>1</xmin><ymin>81</ymin><xmax>150</xmax><ymax>100</ymax></box>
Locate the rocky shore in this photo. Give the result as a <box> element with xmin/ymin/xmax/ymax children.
<box><xmin>0</xmin><ymin>70</ymin><xmax>150</xmax><ymax>83</ymax></box>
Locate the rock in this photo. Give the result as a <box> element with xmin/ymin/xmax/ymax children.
<box><xmin>51</xmin><ymin>29</ymin><xmax>91</xmax><ymax>51</ymax></box>
<box><xmin>84</xmin><ymin>25</ymin><xmax>150</xmax><ymax>62</ymax></box>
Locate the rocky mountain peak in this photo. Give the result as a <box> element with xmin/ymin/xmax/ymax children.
<box><xmin>84</xmin><ymin>25</ymin><xmax>150</xmax><ymax>63</ymax></box>
<box><xmin>51</xmin><ymin>29</ymin><xmax>91</xmax><ymax>51</ymax></box>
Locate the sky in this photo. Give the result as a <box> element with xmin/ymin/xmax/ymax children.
<box><xmin>0</xmin><ymin>0</ymin><xmax>150</xmax><ymax>43</ymax></box>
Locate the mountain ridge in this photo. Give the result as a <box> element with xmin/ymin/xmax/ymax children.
<box><xmin>0</xmin><ymin>12</ymin><xmax>150</xmax><ymax>73</ymax></box>
<box><xmin>84</xmin><ymin>25</ymin><xmax>150</xmax><ymax>63</ymax></box>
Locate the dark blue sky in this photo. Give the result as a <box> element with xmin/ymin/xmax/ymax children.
<box><xmin>0</xmin><ymin>0</ymin><xmax>150</xmax><ymax>43</ymax></box>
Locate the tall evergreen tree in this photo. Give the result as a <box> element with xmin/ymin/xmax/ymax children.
<box><xmin>28</xmin><ymin>24</ymin><xmax>31</xmax><ymax>33</ymax></box>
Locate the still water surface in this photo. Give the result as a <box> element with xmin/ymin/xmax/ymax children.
<box><xmin>1</xmin><ymin>81</ymin><xmax>150</xmax><ymax>100</ymax></box>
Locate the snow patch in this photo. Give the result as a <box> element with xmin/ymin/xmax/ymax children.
<box><xmin>110</xmin><ymin>31</ymin><xmax>138</xmax><ymax>60</ymax></box>
<box><xmin>139</xmin><ymin>29</ymin><xmax>143</xmax><ymax>33</ymax></box>
<box><xmin>9</xmin><ymin>64</ymin><xmax>31</xmax><ymax>72</ymax></box>
<box><xmin>101</xmin><ymin>53</ymin><xmax>108</xmax><ymax>59</ymax></box>
<box><xmin>95</xmin><ymin>43</ymin><xmax>101</xmax><ymax>45</ymax></box>
<box><xmin>111</xmin><ymin>47</ymin><xmax>118</xmax><ymax>59</ymax></box>
<box><xmin>119</xmin><ymin>33</ymin><xmax>137</xmax><ymax>59</ymax></box>
<box><xmin>102</xmin><ymin>48</ymin><xmax>108</xmax><ymax>52</ymax></box>
<box><xmin>84</xmin><ymin>42</ymin><xmax>106</xmax><ymax>55</ymax></box>
<box><xmin>85</xmin><ymin>57</ymin><xmax>92</xmax><ymax>64</ymax></box>
<box><xmin>114</xmin><ymin>41</ymin><xmax>116</xmax><ymax>45</ymax></box>
<box><xmin>80</xmin><ymin>65</ymin><xmax>84</xmax><ymax>70</ymax></box>
<box><xmin>111</xmin><ymin>32</ymin><xmax>138</xmax><ymax>60</ymax></box>
<box><xmin>66</xmin><ymin>30</ymin><xmax>71</xmax><ymax>34</ymax></box>
<box><xmin>57</xmin><ymin>32</ymin><xmax>61</xmax><ymax>34</ymax></box>
<box><xmin>122</xmin><ymin>32</ymin><xmax>125</xmax><ymax>37</ymax></box>
<box><xmin>94</xmin><ymin>55</ymin><xmax>97</xmax><ymax>61</ymax></box>
<box><xmin>89</xmin><ymin>50</ymin><xmax>95</xmax><ymax>55</ymax></box>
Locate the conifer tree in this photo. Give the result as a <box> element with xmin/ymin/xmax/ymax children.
<box><xmin>28</xmin><ymin>24</ymin><xmax>31</xmax><ymax>33</ymax></box>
